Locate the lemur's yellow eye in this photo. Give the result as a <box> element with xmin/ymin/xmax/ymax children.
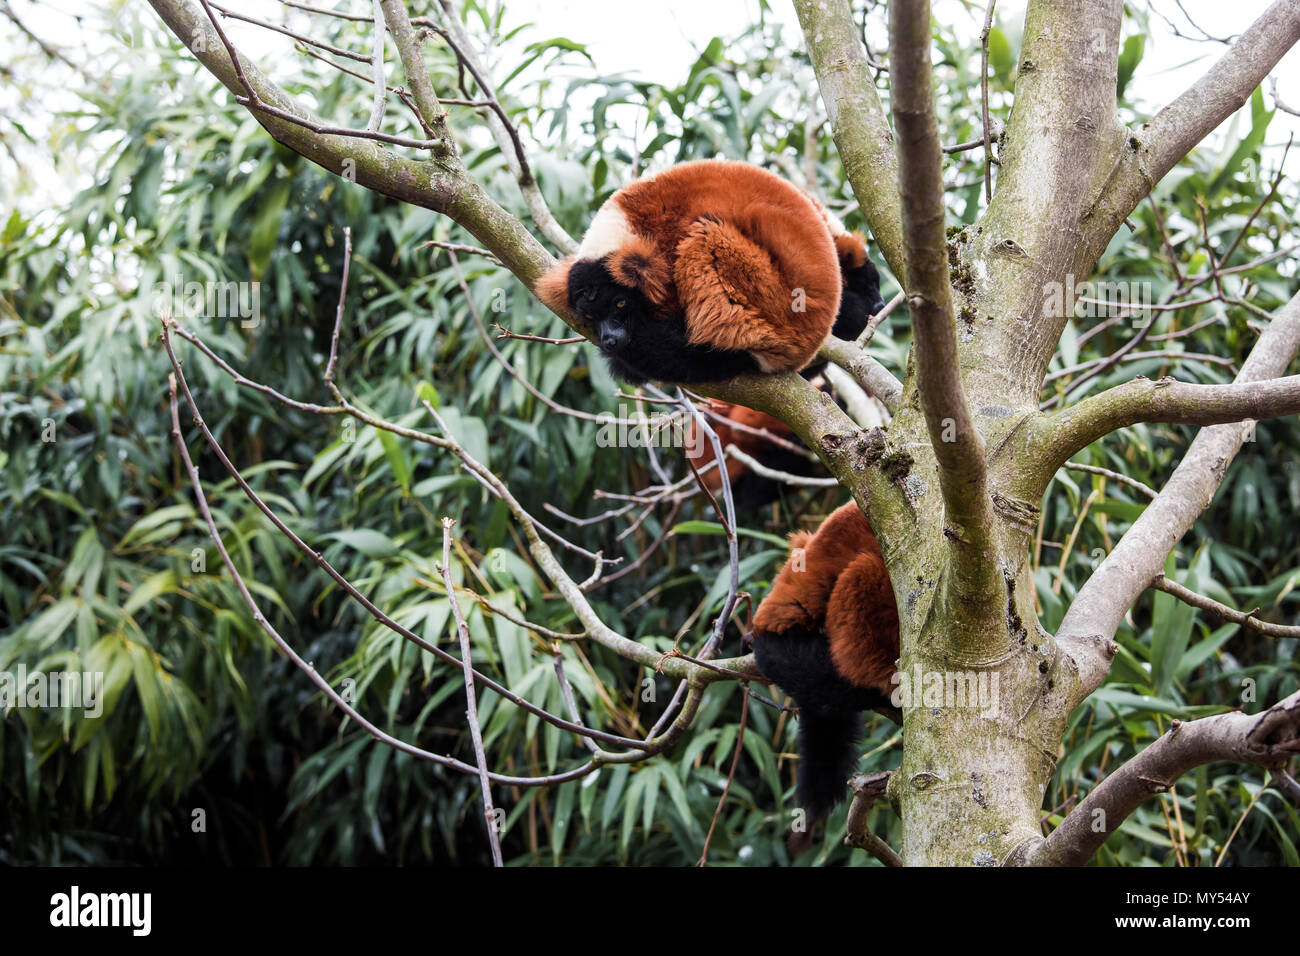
<box><xmin>615</xmin><ymin>298</ymin><xmax>626</xmax><ymax>309</ymax></box>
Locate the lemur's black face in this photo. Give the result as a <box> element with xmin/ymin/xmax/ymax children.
<box><xmin>859</xmin><ymin>257</ymin><xmax>885</xmax><ymax>317</ymax></box>
<box><xmin>568</xmin><ymin>258</ymin><xmax>761</xmax><ymax>385</ymax></box>
<box><xmin>568</xmin><ymin>259</ymin><xmax>657</xmax><ymax>384</ymax></box>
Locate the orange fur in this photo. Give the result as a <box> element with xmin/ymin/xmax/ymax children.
<box><xmin>612</xmin><ymin>162</ymin><xmax>841</xmax><ymax>371</ymax></box>
<box><xmin>605</xmin><ymin>236</ymin><xmax>678</xmax><ymax>312</ymax></box>
<box><xmin>834</xmin><ymin>232</ymin><xmax>868</xmax><ymax>272</ymax></box>
<box><xmin>532</xmin><ymin>161</ymin><xmax>847</xmax><ymax>375</ymax></box>
<box><xmin>686</xmin><ymin>401</ymin><xmax>797</xmax><ymax>494</ymax></box>
<box><xmin>826</xmin><ymin>550</ymin><xmax>899</xmax><ymax>695</ymax></box>
<box><xmin>534</xmin><ymin>258</ymin><xmax>574</xmax><ymax>312</ymax></box>
<box><xmin>752</xmin><ymin>503</ymin><xmax>898</xmax><ymax>693</ymax></box>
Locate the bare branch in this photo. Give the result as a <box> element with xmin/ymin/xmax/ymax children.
<box><xmin>431</xmin><ymin>0</ymin><xmax>577</xmax><ymax>253</ymax></box>
<box><xmin>208</xmin><ymin>0</ymin><xmax>372</xmax><ymax>64</ymax></box>
<box><xmin>1092</xmin><ymin>0</ymin><xmax>1300</xmax><ymax>245</ymax></box>
<box><xmin>702</xmin><ymin>371</ymin><xmax>910</xmax><ymax>547</ymax></box>
<box><xmin>1043</xmin><ymin>371</ymin><xmax>1300</xmax><ymax>459</ymax></box>
<box><xmin>147</xmin><ymin>0</ymin><xmax>555</xmax><ymax>290</ymax></box>
<box><xmin>365</xmin><ymin>0</ymin><xmax>387</xmax><ymax>132</ymax></box>
<box><xmin>818</xmin><ymin>336</ymin><xmax>903</xmax><ymax>413</ymax></box>
<box><xmin>1053</xmin><ymin>291</ymin><xmax>1300</xmax><ymax>702</ymax></box>
<box><xmin>1270</xmin><ymin>75</ymin><xmax>1300</xmax><ymax>117</ymax></box>
<box><xmin>440</xmin><ymin>518</ymin><xmax>505</xmax><ymax>866</ymax></box>
<box><xmin>1150</xmin><ymin>575</ymin><xmax>1300</xmax><ymax>639</ymax></box>
<box><xmin>855</xmin><ymin>288</ymin><xmax>906</xmax><ymax>347</ymax></box>
<box><xmin>166</xmin><ymin>366</ymin><xmax>599</xmax><ymax>787</ymax></box>
<box><xmin>978</xmin><ymin>0</ymin><xmax>997</xmax><ymax>202</ymax></box>
<box><xmin>844</xmin><ymin>771</ymin><xmax>903</xmax><ymax>866</ymax></box>
<box><xmin>890</xmin><ymin>0</ymin><xmax>1000</xmax><ymax>619</ymax></box>
<box><xmin>725</xmin><ymin>445</ymin><xmax>839</xmax><ymax>488</ymax></box>
<box><xmin>1063</xmin><ymin>462</ymin><xmax>1157</xmax><ymax>500</ymax></box>
<box><xmin>1016</xmin><ymin>691</ymin><xmax>1300</xmax><ymax>866</ymax></box>
<box><xmin>420</xmin><ymin>397</ymin><xmax>755</xmax><ymax>683</ymax></box>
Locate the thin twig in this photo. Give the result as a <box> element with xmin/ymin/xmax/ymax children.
<box><xmin>698</xmin><ymin>684</ymin><xmax>751</xmax><ymax>866</ymax></box>
<box><xmin>978</xmin><ymin>0</ymin><xmax>998</xmax><ymax>202</ymax></box>
<box><xmin>441</xmin><ymin>518</ymin><xmax>505</xmax><ymax>866</ymax></box>
<box><xmin>1064</xmin><ymin>462</ymin><xmax>1158</xmax><ymax>500</ymax></box>
<box><xmin>1151</xmin><ymin>575</ymin><xmax>1300</xmax><ymax>638</ymax></box>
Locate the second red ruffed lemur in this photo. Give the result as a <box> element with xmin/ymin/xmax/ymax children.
<box><xmin>749</xmin><ymin>503</ymin><xmax>900</xmax><ymax>827</ymax></box>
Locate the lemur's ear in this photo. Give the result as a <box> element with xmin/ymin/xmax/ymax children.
<box><xmin>535</xmin><ymin>257</ymin><xmax>574</xmax><ymax>312</ymax></box>
<box><xmin>833</xmin><ymin>232</ymin><xmax>868</xmax><ymax>271</ymax></box>
<box><xmin>606</xmin><ymin>236</ymin><xmax>676</xmax><ymax>313</ymax></box>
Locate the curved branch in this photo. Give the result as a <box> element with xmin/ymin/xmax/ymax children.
<box><xmin>147</xmin><ymin>0</ymin><xmax>555</xmax><ymax>289</ymax></box>
<box><xmin>819</xmin><ymin>336</ymin><xmax>903</xmax><ymax>413</ymax></box>
<box><xmin>1017</xmin><ymin>690</ymin><xmax>1300</xmax><ymax>866</ymax></box>
<box><xmin>702</xmin><ymin>371</ymin><xmax>910</xmax><ymax>548</ymax></box>
<box><xmin>844</xmin><ymin>771</ymin><xmax>903</xmax><ymax>866</ymax></box>
<box><xmin>1152</xmin><ymin>575</ymin><xmax>1300</xmax><ymax>639</ymax></box>
<box><xmin>1054</xmin><ymin>291</ymin><xmax>1300</xmax><ymax>702</ymax></box>
<box><xmin>793</xmin><ymin>0</ymin><xmax>904</xmax><ymax>279</ymax></box>
<box><xmin>433</xmin><ymin>0</ymin><xmax>577</xmax><ymax>253</ymax></box>
<box><xmin>378</xmin><ymin>0</ymin><xmax>445</xmax><ymax>139</ymax></box>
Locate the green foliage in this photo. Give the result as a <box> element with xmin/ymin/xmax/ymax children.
<box><xmin>0</xmin><ymin>0</ymin><xmax>1295</xmax><ymax>866</ymax></box>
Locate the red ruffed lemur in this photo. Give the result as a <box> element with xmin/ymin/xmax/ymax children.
<box><xmin>535</xmin><ymin>160</ymin><xmax>883</xmax><ymax>385</ymax></box>
<box><xmin>747</xmin><ymin>502</ymin><xmax>900</xmax><ymax>828</ymax></box>
<box><xmin>685</xmin><ymin>401</ymin><xmax>822</xmax><ymax>508</ymax></box>
<box><xmin>537</xmin><ymin>160</ymin><xmax>895</xmax><ymax>830</ymax></box>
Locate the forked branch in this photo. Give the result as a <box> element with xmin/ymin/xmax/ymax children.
<box><xmin>1054</xmin><ymin>291</ymin><xmax>1300</xmax><ymax>702</ymax></box>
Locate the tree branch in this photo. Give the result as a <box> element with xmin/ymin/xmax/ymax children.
<box><xmin>1042</xmin><ymin>373</ymin><xmax>1300</xmax><ymax>463</ymax></box>
<box><xmin>793</xmin><ymin>0</ymin><xmax>904</xmax><ymax>279</ymax></box>
<box><xmin>1090</xmin><ymin>0</ymin><xmax>1300</xmax><ymax>251</ymax></box>
<box><xmin>378</xmin><ymin>0</ymin><xmax>447</xmax><ymax>141</ymax></box>
<box><xmin>147</xmin><ymin>0</ymin><xmax>555</xmax><ymax>289</ymax></box>
<box><xmin>702</xmin><ymin>371</ymin><xmax>910</xmax><ymax>549</ymax></box>
<box><xmin>1150</xmin><ymin>575</ymin><xmax>1300</xmax><ymax>639</ymax></box>
<box><xmin>433</xmin><ymin>0</ymin><xmax>577</xmax><ymax>253</ymax></box>
<box><xmin>972</xmin><ymin>0</ymin><xmax>1125</xmax><ymax>396</ymax></box>
<box><xmin>819</xmin><ymin>336</ymin><xmax>903</xmax><ymax>413</ymax></box>
<box><xmin>844</xmin><ymin>771</ymin><xmax>903</xmax><ymax>866</ymax></box>
<box><xmin>1016</xmin><ymin>691</ymin><xmax>1300</xmax><ymax>866</ymax></box>
<box><xmin>1053</xmin><ymin>291</ymin><xmax>1300</xmax><ymax>703</ymax></box>
<box><xmin>440</xmin><ymin>518</ymin><xmax>505</xmax><ymax>866</ymax></box>
<box><xmin>889</xmin><ymin>0</ymin><xmax>1000</xmax><ymax>615</ymax></box>
<box><xmin>1036</xmin><ymin>291</ymin><xmax>1300</xmax><ymax>488</ymax></box>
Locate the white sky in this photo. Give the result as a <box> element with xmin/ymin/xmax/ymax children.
<box><xmin>1</xmin><ymin>0</ymin><xmax>1297</xmax><ymax>211</ymax></box>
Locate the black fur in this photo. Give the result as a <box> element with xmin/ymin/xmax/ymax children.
<box><xmin>800</xmin><ymin>254</ymin><xmax>884</xmax><ymax>379</ymax></box>
<box><xmin>831</xmin><ymin>254</ymin><xmax>884</xmax><ymax>342</ymax></box>
<box><xmin>568</xmin><ymin>260</ymin><xmax>758</xmax><ymax>385</ymax></box>
<box><xmin>728</xmin><ymin>442</ymin><xmax>821</xmax><ymax>509</ymax></box>
<box><xmin>752</xmin><ymin>627</ymin><xmax>893</xmax><ymax>821</ymax></box>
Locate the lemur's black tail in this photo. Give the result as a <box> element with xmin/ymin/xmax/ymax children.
<box><xmin>796</xmin><ymin>707</ymin><xmax>864</xmax><ymax>823</ymax></box>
